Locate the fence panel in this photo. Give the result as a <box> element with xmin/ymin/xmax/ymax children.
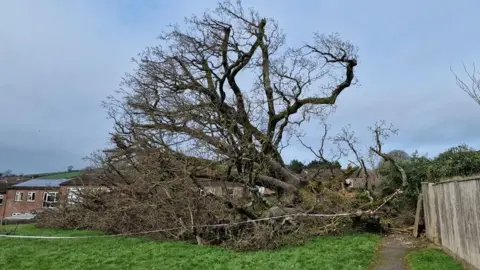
<box><xmin>422</xmin><ymin>178</ymin><xmax>480</xmax><ymax>270</ymax></box>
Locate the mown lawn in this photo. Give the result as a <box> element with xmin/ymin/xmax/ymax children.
<box><xmin>406</xmin><ymin>248</ymin><xmax>465</xmax><ymax>270</ymax></box>
<box><xmin>0</xmin><ymin>225</ymin><xmax>381</xmax><ymax>270</ymax></box>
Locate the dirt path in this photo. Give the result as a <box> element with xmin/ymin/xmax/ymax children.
<box><xmin>373</xmin><ymin>233</ymin><xmax>427</xmax><ymax>270</ymax></box>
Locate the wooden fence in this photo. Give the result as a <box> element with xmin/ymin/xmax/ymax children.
<box><xmin>422</xmin><ymin>178</ymin><xmax>480</xmax><ymax>270</ymax></box>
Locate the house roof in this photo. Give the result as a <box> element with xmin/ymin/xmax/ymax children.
<box><xmin>0</xmin><ymin>179</ymin><xmax>29</xmax><ymax>193</ymax></box>
<box><xmin>12</xmin><ymin>178</ymin><xmax>70</xmax><ymax>188</ymax></box>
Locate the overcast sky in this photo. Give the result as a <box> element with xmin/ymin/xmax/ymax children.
<box><xmin>1</xmin><ymin>0</ymin><xmax>479</xmax><ymax>174</ymax></box>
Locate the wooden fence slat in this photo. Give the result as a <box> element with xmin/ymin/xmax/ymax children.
<box><xmin>422</xmin><ymin>179</ymin><xmax>480</xmax><ymax>270</ymax></box>
<box><xmin>413</xmin><ymin>194</ymin><xmax>423</xmax><ymax>237</ymax></box>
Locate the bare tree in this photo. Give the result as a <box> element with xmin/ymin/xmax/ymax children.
<box><xmin>106</xmin><ymin>1</ymin><xmax>357</xmax><ymax>199</ymax></box>
<box><xmin>296</xmin><ymin>122</ymin><xmax>348</xmax><ymax>185</ymax></box>
<box><xmin>3</xmin><ymin>170</ymin><xmax>12</xmax><ymax>177</ymax></box>
<box><xmin>451</xmin><ymin>62</ymin><xmax>480</xmax><ymax>105</ymax></box>
<box><xmin>41</xmin><ymin>1</ymin><xmax>414</xmax><ymax>249</ymax></box>
<box><xmin>333</xmin><ymin>125</ymin><xmax>371</xmax><ymax>189</ymax></box>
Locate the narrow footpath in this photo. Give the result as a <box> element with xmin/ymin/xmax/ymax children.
<box><xmin>373</xmin><ymin>233</ymin><xmax>424</xmax><ymax>270</ymax></box>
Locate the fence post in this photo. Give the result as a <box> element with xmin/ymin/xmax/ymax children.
<box><xmin>413</xmin><ymin>193</ymin><xmax>423</xmax><ymax>237</ymax></box>
<box><xmin>429</xmin><ymin>183</ymin><xmax>441</xmax><ymax>244</ymax></box>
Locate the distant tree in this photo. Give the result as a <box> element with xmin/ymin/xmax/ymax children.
<box><xmin>306</xmin><ymin>159</ymin><xmax>341</xmax><ymax>169</ymax></box>
<box><xmin>287</xmin><ymin>159</ymin><xmax>305</xmax><ymax>173</ymax></box>
<box><xmin>3</xmin><ymin>170</ymin><xmax>12</xmax><ymax>177</ymax></box>
<box><xmin>380</xmin><ymin>144</ymin><xmax>480</xmax><ymax>208</ymax></box>
<box><xmin>67</xmin><ymin>165</ymin><xmax>74</xmax><ymax>172</ymax></box>
<box><xmin>377</xmin><ymin>149</ymin><xmax>411</xmax><ymax>171</ymax></box>
<box><xmin>387</xmin><ymin>150</ymin><xmax>411</xmax><ymax>160</ymax></box>
<box><xmin>430</xmin><ymin>144</ymin><xmax>480</xmax><ymax>178</ymax></box>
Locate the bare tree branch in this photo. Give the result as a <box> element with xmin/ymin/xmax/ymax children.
<box><xmin>333</xmin><ymin>125</ymin><xmax>369</xmax><ymax>189</ymax></box>
<box><xmin>451</xmin><ymin>62</ymin><xmax>480</xmax><ymax>105</ymax></box>
<box><xmin>368</xmin><ymin>121</ymin><xmax>408</xmax><ymax>187</ymax></box>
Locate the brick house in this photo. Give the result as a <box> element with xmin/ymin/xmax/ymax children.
<box><xmin>196</xmin><ymin>179</ymin><xmax>247</xmax><ymax>198</ymax></box>
<box><xmin>59</xmin><ymin>173</ymin><xmax>108</xmax><ymax>205</ymax></box>
<box><xmin>2</xmin><ymin>178</ymin><xmax>70</xmax><ymax>219</ymax></box>
<box><xmin>57</xmin><ymin>172</ymin><xmax>273</xmax><ymax>206</ymax></box>
<box><xmin>58</xmin><ymin>176</ymin><xmax>249</xmax><ymax>205</ymax></box>
<box><xmin>0</xmin><ymin>179</ymin><xmax>28</xmax><ymax>220</ymax></box>
<box><xmin>0</xmin><ymin>182</ymin><xmax>8</xmax><ymax>219</ymax></box>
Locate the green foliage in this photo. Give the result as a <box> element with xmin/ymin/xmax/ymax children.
<box><xmin>430</xmin><ymin>144</ymin><xmax>480</xmax><ymax>179</ymax></box>
<box><xmin>0</xmin><ymin>225</ymin><xmax>381</xmax><ymax>270</ymax></box>
<box><xmin>406</xmin><ymin>248</ymin><xmax>464</xmax><ymax>270</ymax></box>
<box><xmin>378</xmin><ymin>144</ymin><xmax>480</xmax><ymax>210</ymax></box>
<box><xmin>378</xmin><ymin>151</ymin><xmax>432</xmax><ymax>208</ymax></box>
<box><xmin>287</xmin><ymin>159</ymin><xmax>305</xmax><ymax>173</ymax></box>
<box><xmin>306</xmin><ymin>160</ymin><xmax>341</xmax><ymax>169</ymax></box>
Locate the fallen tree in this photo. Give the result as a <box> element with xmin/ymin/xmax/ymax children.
<box><xmin>37</xmin><ymin>1</ymin><xmax>409</xmax><ymax>250</ymax></box>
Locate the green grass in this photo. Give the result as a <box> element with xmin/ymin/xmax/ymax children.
<box><xmin>406</xmin><ymin>248</ymin><xmax>465</xmax><ymax>270</ymax></box>
<box><xmin>38</xmin><ymin>171</ymin><xmax>83</xmax><ymax>179</ymax></box>
<box><xmin>0</xmin><ymin>225</ymin><xmax>381</xmax><ymax>270</ymax></box>
<box><xmin>21</xmin><ymin>170</ymin><xmax>83</xmax><ymax>179</ymax></box>
<box><xmin>0</xmin><ymin>224</ymin><xmax>103</xmax><ymax>237</ymax></box>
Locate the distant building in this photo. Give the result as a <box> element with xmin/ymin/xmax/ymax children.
<box><xmin>0</xmin><ymin>179</ymin><xmax>28</xmax><ymax>220</ymax></box>
<box><xmin>196</xmin><ymin>179</ymin><xmax>247</xmax><ymax>198</ymax></box>
<box><xmin>59</xmin><ymin>172</ymin><xmax>109</xmax><ymax>205</ymax></box>
<box><xmin>1</xmin><ymin>178</ymin><xmax>70</xmax><ymax>219</ymax></box>
<box><xmin>0</xmin><ymin>171</ymin><xmax>276</xmax><ymax>221</ymax></box>
<box><xmin>344</xmin><ymin>168</ymin><xmax>381</xmax><ymax>190</ymax></box>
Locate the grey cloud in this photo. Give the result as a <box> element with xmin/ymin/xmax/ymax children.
<box><xmin>1</xmin><ymin>0</ymin><xmax>480</xmax><ymax>173</ymax></box>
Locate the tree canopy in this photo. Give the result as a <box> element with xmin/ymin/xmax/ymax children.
<box><xmin>287</xmin><ymin>159</ymin><xmax>305</xmax><ymax>174</ymax></box>
<box><xmin>40</xmin><ymin>1</ymin><xmax>414</xmax><ymax>250</ymax></box>
<box><xmin>106</xmin><ymin>1</ymin><xmax>358</xmax><ymax>194</ymax></box>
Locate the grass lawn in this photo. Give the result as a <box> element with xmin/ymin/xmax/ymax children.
<box><xmin>0</xmin><ymin>225</ymin><xmax>381</xmax><ymax>270</ymax></box>
<box><xmin>406</xmin><ymin>248</ymin><xmax>465</xmax><ymax>270</ymax></box>
<box><xmin>38</xmin><ymin>171</ymin><xmax>83</xmax><ymax>179</ymax></box>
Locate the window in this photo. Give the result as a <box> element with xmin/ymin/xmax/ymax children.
<box><xmin>15</xmin><ymin>192</ymin><xmax>24</xmax><ymax>202</ymax></box>
<box><xmin>42</xmin><ymin>192</ymin><xmax>59</xmax><ymax>208</ymax></box>
<box><xmin>67</xmin><ymin>188</ymin><xmax>83</xmax><ymax>204</ymax></box>
<box><xmin>27</xmin><ymin>192</ymin><xmax>36</xmax><ymax>202</ymax></box>
<box><xmin>0</xmin><ymin>195</ymin><xmax>3</xmax><ymax>205</ymax></box>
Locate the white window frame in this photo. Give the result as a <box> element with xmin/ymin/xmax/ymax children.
<box><xmin>0</xmin><ymin>194</ymin><xmax>3</xmax><ymax>205</ymax></box>
<box><xmin>27</xmin><ymin>192</ymin><xmax>36</xmax><ymax>202</ymax></box>
<box><xmin>15</xmin><ymin>191</ymin><xmax>24</xmax><ymax>202</ymax></box>
<box><xmin>67</xmin><ymin>187</ymin><xmax>84</xmax><ymax>204</ymax></box>
<box><xmin>42</xmin><ymin>192</ymin><xmax>59</xmax><ymax>208</ymax></box>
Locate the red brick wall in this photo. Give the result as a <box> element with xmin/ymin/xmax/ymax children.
<box><xmin>59</xmin><ymin>186</ymin><xmax>68</xmax><ymax>203</ymax></box>
<box><xmin>3</xmin><ymin>189</ymin><xmax>60</xmax><ymax>217</ymax></box>
<box><xmin>0</xmin><ymin>193</ymin><xmax>6</xmax><ymax>219</ymax></box>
